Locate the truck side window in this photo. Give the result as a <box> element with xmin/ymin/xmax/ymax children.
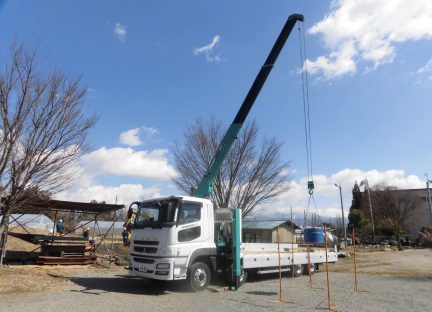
<box><xmin>178</xmin><ymin>226</ymin><xmax>201</xmax><ymax>242</ymax></box>
<box><xmin>178</xmin><ymin>202</ymin><xmax>201</xmax><ymax>225</ymax></box>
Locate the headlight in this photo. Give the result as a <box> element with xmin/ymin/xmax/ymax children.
<box><xmin>156</xmin><ymin>263</ymin><xmax>170</xmax><ymax>269</ymax></box>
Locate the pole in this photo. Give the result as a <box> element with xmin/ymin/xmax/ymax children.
<box><xmin>363</xmin><ymin>178</ymin><xmax>376</xmax><ymax>241</ymax></box>
<box><xmin>277</xmin><ymin>226</ymin><xmax>282</xmax><ymax>301</ymax></box>
<box><xmin>290</xmin><ymin>206</ymin><xmax>294</xmax><ymax>276</ymax></box>
<box><xmin>352</xmin><ymin>228</ymin><xmax>358</xmax><ymax>291</ymax></box>
<box><xmin>335</xmin><ymin>183</ymin><xmax>348</xmax><ymax>248</ymax></box>
<box><xmin>307</xmin><ymin>243</ymin><xmax>312</xmax><ymax>288</ymax></box>
<box><xmin>111</xmin><ymin>196</ymin><xmax>118</xmax><ymax>253</ymax></box>
<box><xmin>426</xmin><ymin>177</ymin><xmax>432</xmax><ymax>225</ymax></box>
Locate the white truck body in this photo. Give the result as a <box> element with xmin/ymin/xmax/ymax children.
<box><xmin>242</xmin><ymin>243</ymin><xmax>337</xmax><ymax>274</ymax></box>
<box><xmin>128</xmin><ymin>196</ymin><xmax>337</xmax><ymax>286</ymax></box>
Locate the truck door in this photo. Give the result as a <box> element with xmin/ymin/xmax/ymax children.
<box><xmin>176</xmin><ymin>201</ymin><xmax>204</xmax><ymax>245</ymax></box>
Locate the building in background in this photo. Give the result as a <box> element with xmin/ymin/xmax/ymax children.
<box><xmin>392</xmin><ymin>188</ymin><xmax>432</xmax><ymax>235</ymax></box>
<box><xmin>242</xmin><ymin>220</ymin><xmax>299</xmax><ymax>243</ymax></box>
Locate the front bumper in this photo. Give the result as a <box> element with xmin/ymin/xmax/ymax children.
<box><xmin>129</xmin><ymin>256</ymin><xmax>188</xmax><ymax>281</ymax></box>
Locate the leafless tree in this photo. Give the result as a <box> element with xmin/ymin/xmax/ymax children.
<box><xmin>172</xmin><ymin>118</ymin><xmax>291</xmax><ymax>217</ymax></box>
<box><xmin>0</xmin><ymin>44</ymin><xmax>96</xmax><ymax>265</ymax></box>
<box><xmin>371</xmin><ymin>184</ymin><xmax>420</xmax><ymax>250</ymax></box>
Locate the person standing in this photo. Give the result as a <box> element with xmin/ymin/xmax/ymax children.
<box><xmin>56</xmin><ymin>219</ymin><xmax>65</xmax><ymax>237</ymax></box>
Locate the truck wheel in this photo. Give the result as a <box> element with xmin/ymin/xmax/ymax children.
<box><xmin>227</xmin><ymin>265</ymin><xmax>247</xmax><ymax>286</ymax></box>
<box><xmin>188</xmin><ymin>262</ymin><xmax>211</xmax><ymax>291</ymax></box>
<box><xmin>291</xmin><ymin>264</ymin><xmax>303</xmax><ymax>277</ymax></box>
<box><xmin>239</xmin><ymin>269</ymin><xmax>248</xmax><ymax>285</ymax></box>
<box><xmin>304</xmin><ymin>263</ymin><xmax>315</xmax><ymax>275</ymax></box>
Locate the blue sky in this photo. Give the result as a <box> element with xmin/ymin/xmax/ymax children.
<box><xmin>1</xmin><ymin>0</ymin><xmax>432</xmax><ymax>218</ymax></box>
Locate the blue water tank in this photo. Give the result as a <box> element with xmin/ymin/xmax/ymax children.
<box><xmin>304</xmin><ymin>227</ymin><xmax>324</xmax><ymax>244</ymax></box>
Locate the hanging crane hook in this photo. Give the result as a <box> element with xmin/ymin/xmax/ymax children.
<box><xmin>308</xmin><ymin>180</ymin><xmax>314</xmax><ymax>195</ymax></box>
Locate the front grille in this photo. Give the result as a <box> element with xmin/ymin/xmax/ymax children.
<box><xmin>134</xmin><ymin>246</ymin><xmax>158</xmax><ymax>253</ymax></box>
<box><xmin>133</xmin><ymin>268</ymin><xmax>154</xmax><ymax>273</ymax></box>
<box><xmin>134</xmin><ymin>240</ymin><xmax>159</xmax><ymax>246</ymax></box>
<box><xmin>133</xmin><ymin>257</ymin><xmax>155</xmax><ymax>264</ymax></box>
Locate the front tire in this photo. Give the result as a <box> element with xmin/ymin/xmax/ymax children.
<box><xmin>188</xmin><ymin>262</ymin><xmax>211</xmax><ymax>291</ymax></box>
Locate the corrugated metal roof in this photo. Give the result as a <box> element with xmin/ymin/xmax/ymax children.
<box><xmin>1</xmin><ymin>198</ymin><xmax>125</xmax><ymax>214</ymax></box>
<box><xmin>242</xmin><ymin>220</ymin><xmax>290</xmax><ymax>230</ymax></box>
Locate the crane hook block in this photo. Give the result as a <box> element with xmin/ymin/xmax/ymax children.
<box><xmin>307</xmin><ymin>180</ymin><xmax>314</xmax><ymax>195</ymax></box>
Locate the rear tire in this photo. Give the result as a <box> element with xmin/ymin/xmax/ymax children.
<box><xmin>304</xmin><ymin>263</ymin><xmax>315</xmax><ymax>275</ymax></box>
<box><xmin>291</xmin><ymin>264</ymin><xmax>303</xmax><ymax>277</ymax></box>
<box><xmin>188</xmin><ymin>262</ymin><xmax>211</xmax><ymax>292</ymax></box>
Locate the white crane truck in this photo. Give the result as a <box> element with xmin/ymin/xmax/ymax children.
<box><xmin>128</xmin><ymin>14</ymin><xmax>337</xmax><ymax>291</ymax></box>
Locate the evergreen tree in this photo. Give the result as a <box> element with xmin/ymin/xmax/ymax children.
<box><xmin>347</xmin><ymin>181</ymin><xmax>362</xmax><ymax>230</ymax></box>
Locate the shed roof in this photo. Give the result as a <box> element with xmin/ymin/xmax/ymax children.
<box><xmin>1</xmin><ymin>198</ymin><xmax>124</xmax><ymax>214</ymax></box>
<box><xmin>242</xmin><ymin>220</ymin><xmax>299</xmax><ymax>230</ymax></box>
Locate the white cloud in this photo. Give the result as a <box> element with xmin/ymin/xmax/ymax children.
<box><xmin>417</xmin><ymin>58</ymin><xmax>432</xmax><ymax>74</ymax></box>
<box><xmin>82</xmin><ymin>147</ymin><xmax>178</xmax><ymax>180</ymax></box>
<box><xmin>142</xmin><ymin>126</ymin><xmax>158</xmax><ymax>136</ymax></box>
<box><xmin>119</xmin><ymin>127</ymin><xmax>159</xmax><ymax>147</ymax></box>
<box><xmin>114</xmin><ymin>22</ymin><xmax>127</xmax><ymax>41</ymax></box>
<box><xmin>305</xmin><ymin>41</ymin><xmax>357</xmax><ymax>80</ymax></box>
<box><xmin>53</xmin><ymin>144</ymin><xmax>176</xmax><ymax>206</ymax></box>
<box><xmin>119</xmin><ymin>128</ymin><xmax>142</xmax><ymax>146</ymax></box>
<box><xmin>193</xmin><ymin>35</ymin><xmax>222</xmax><ymax>62</ymax></box>
<box><xmin>256</xmin><ymin>168</ymin><xmax>424</xmax><ymax>219</ymax></box>
<box><xmin>306</xmin><ymin>0</ymin><xmax>432</xmax><ymax>80</ymax></box>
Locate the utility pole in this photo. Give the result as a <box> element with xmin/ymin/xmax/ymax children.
<box><xmin>335</xmin><ymin>183</ymin><xmax>347</xmax><ymax>249</ymax></box>
<box><xmin>361</xmin><ymin>178</ymin><xmax>375</xmax><ymax>242</ymax></box>
<box><xmin>365</xmin><ymin>179</ymin><xmax>376</xmax><ymax>242</ymax></box>
<box><xmin>425</xmin><ymin>174</ymin><xmax>432</xmax><ymax>225</ymax></box>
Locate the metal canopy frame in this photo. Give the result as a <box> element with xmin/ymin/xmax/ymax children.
<box><xmin>3</xmin><ymin>199</ymin><xmax>125</xmax><ymax>264</ymax></box>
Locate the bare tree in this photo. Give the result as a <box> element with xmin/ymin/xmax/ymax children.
<box><xmin>172</xmin><ymin>118</ymin><xmax>290</xmax><ymax>217</ymax></box>
<box><xmin>371</xmin><ymin>184</ymin><xmax>420</xmax><ymax>250</ymax></box>
<box><xmin>0</xmin><ymin>44</ymin><xmax>96</xmax><ymax>265</ymax></box>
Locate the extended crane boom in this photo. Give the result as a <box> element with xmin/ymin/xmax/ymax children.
<box><xmin>128</xmin><ymin>14</ymin><xmax>337</xmax><ymax>292</ymax></box>
<box><xmin>193</xmin><ymin>13</ymin><xmax>304</xmax><ymax>198</ymax></box>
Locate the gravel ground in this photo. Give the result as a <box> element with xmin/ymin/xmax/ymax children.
<box><xmin>0</xmin><ymin>267</ymin><xmax>431</xmax><ymax>312</ymax></box>
<box><xmin>1</xmin><ymin>249</ymin><xmax>431</xmax><ymax>311</ymax></box>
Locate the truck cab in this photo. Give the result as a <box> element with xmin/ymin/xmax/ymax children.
<box><xmin>129</xmin><ymin>196</ymin><xmax>221</xmax><ymax>290</ymax></box>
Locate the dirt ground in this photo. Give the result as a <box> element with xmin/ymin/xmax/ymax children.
<box><xmin>1</xmin><ymin>248</ymin><xmax>431</xmax><ymax>312</ymax></box>
<box><xmin>329</xmin><ymin>248</ymin><xmax>432</xmax><ymax>276</ymax></box>
<box><xmin>0</xmin><ymin>247</ymin><xmax>431</xmax><ymax>294</ymax></box>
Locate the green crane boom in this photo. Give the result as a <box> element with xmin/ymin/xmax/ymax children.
<box><xmin>193</xmin><ymin>13</ymin><xmax>304</xmax><ymax>198</ymax></box>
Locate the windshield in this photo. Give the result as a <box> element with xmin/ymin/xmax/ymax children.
<box><xmin>134</xmin><ymin>199</ymin><xmax>179</xmax><ymax>228</ymax></box>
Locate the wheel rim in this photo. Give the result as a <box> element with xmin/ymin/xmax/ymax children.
<box><xmin>239</xmin><ymin>270</ymin><xmax>245</xmax><ymax>282</ymax></box>
<box><xmin>194</xmin><ymin>268</ymin><xmax>207</xmax><ymax>287</ymax></box>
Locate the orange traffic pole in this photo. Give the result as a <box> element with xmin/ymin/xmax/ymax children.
<box><xmin>316</xmin><ymin>225</ymin><xmax>337</xmax><ymax>311</ymax></box>
<box><xmin>278</xmin><ymin>226</ymin><xmax>283</xmax><ymax>301</ymax></box>
<box><xmin>352</xmin><ymin>228</ymin><xmax>358</xmax><ymax>291</ymax></box>
<box><xmin>307</xmin><ymin>243</ymin><xmax>313</xmax><ymax>288</ymax></box>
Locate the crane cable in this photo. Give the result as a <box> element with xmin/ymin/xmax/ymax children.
<box><xmin>298</xmin><ymin>23</ymin><xmax>321</xmax><ymax>227</ymax></box>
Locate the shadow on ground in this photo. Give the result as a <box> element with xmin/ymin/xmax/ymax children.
<box><xmin>4</xmin><ymin>251</ymin><xmax>39</xmax><ymax>265</ymax></box>
<box><xmin>395</xmin><ymin>275</ymin><xmax>432</xmax><ymax>283</ymax></box>
<box><xmin>246</xmin><ymin>290</ymin><xmax>278</xmax><ymax>296</ymax></box>
<box><xmin>47</xmin><ymin>272</ymin><xmax>230</xmax><ymax>296</ymax></box>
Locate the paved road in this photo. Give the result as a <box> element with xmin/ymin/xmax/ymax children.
<box><xmin>1</xmin><ymin>269</ymin><xmax>431</xmax><ymax>312</ymax></box>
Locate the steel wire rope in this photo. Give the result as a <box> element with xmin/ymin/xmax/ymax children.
<box><xmin>298</xmin><ymin>23</ymin><xmax>321</xmax><ymax>227</ymax></box>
